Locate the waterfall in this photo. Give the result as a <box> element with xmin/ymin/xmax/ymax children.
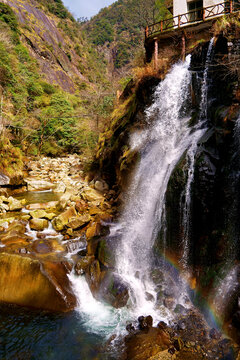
<box><xmin>115</xmin><ymin>55</ymin><xmax>203</xmax><ymax>317</ymax></box>
<box><xmin>181</xmin><ymin>133</ymin><xmax>204</xmax><ymax>268</ymax></box>
<box><xmin>69</xmin><ymin>46</ymin><xmax>216</xmax><ymax>334</ymax></box>
<box><xmin>200</xmin><ymin>38</ymin><xmax>214</xmax><ymax>119</ymax></box>
<box><xmin>181</xmin><ymin>38</ymin><xmax>214</xmax><ymax>268</ymax></box>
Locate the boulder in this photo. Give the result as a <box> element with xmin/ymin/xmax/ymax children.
<box><xmin>52</xmin><ymin>206</ymin><xmax>77</xmax><ymax>231</ymax></box>
<box><xmin>97</xmin><ymin>238</ymin><xmax>114</xmax><ymax>267</ymax></box>
<box><xmin>29</xmin><ymin>219</ymin><xmax>48</xmax><ymax>231</ymax></box>
<box><xmin>85</xmin><ymin>259</ymin><xmax>102</xmax><ymax>294</ymax></box>
<box><xmin>124</xmin><ymin>326</ymin><xmax>170</xmax><ymax>360</ymax></box>
<box><xmin>74</xmin><ymin>256</ymin><xmax>94</xmax><ymax>275</ymax></box>
<box><xmin>0</xmin><ymin>202</ymin><xmax>9</xmax><ymax>212</ymax></box>
<box><xmin>89</xmin><ymin>207</ymin><xmax>103</xmax><ymax>216</ymax></box>
<box><xmin>0</xmin><ymin>221</ymin><xmax>30</xmax><ymax>248</ymax></box>
<box><xmin>31</xmin><ymin>239</ymin><xmax>65</xmax><ymax>254</ymax></box>
<box><xmin>57</xmin><ymin>192</ymin><xmax>72</xmax><ymax>211</ymax></box>
<box><xmin>19</xmin><ymin>215</ymin><xmax>31</xmax><ymax>221</ymax></box>
<box><xmin>94</xmin><ymin>180</ymin><xmax>109</xmax><ymax>193</ymax></box>
<box><xmin>0</xmin><ymin>253</ymin><xmax>76</xmax><ymax>311</ymax></box>
<box><xmin>26</xmin><ymin>201</ymin><xmax>58</xmax><ymax>211</ymax></box>
<box><xmin>0</xmin><ymin>217</ymin><xmax>15</xmax><ymax>225</ymax></box>
<box><xmin>54</xmin><ymin>182</ymin><xmax>66</xmax><ymax>193</ymax></box>
<box><xmin>30</xmin><ymin>209</ymin><xmax>48</xmax><ymax>219</ymax></box>
<box><xmin>99</xmin><ymin>273</ymin><xmax>129</xmax><ymax>308</ymax></box>
<box><xmin>66</xmin><ymin>214</ymin><xmax>91</xmax><ymax>230</ymax></box>
<box><xmin>86</xmin><ymin>222</ymin><xmax>102</xmax><ymax>239</ymax></box>
<box><xmin>148</xmin><ymin>349</ymin><xmax>173</xmax><ymax>360</ymax></box>
<box><xmin>81</xmin><ymin>188</ymin><xmax>104</xmax><ymax>204</ymax></box>
<box><xmin>87</xmin><ymin>237</ymin><xmax>100</xmax><ymax>256</ymax></box>
<box><xmin>29</xmin><ymin>209</ymin><xmax>56</xmax><ymax>220</ymax></box>
<box><xmin>26</xmin><ymin>180</ymin><xmax>55</xmax><ymax>191</ymax></box>
<box><xmin>8</xmin><ymin>197</ymin><xmax>23</xmax><ymax>211</ymax></box>
<box><xmin>75</xmin><ymin>200</ymin><xmax>89</xmax><ymax>214</ymax></box>
<box><xmin>163</xmin><ymin>297</ymin><xmax>175</xmax><ymax>310</ymax></box>
<box><xmin>0</xmin><ymin>172</ymin><xmax>10</xmax><ymax>186</ymax></box>
<box><xmin>0</xmin><ymin>172</ymin><xmax>24</xmax><ymax>186</ymax></box>
<box><xmin>138</xmin><ymin>315</ymin><xmax>153</xmax><ymax>330</ymax></box>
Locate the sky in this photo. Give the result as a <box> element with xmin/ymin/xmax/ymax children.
<box><xmin>62</xmin><ymin>0</ymin><xmax>115</xmax><ymax>19</ymax></box>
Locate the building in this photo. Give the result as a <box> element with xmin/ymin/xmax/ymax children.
<box><xmin>173</xmin><ymin>0</ymin><xmax>236</xmax><ymax>25</ymax></box>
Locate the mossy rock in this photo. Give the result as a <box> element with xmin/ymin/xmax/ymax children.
<box><xmin>97</xmin><ymin>238</ymin><xmax>114</xmax><ymax>267</ymax></box>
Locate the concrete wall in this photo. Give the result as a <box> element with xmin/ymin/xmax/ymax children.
<box><xmin>173</xmin><ymin>0</ymin><xmax>188</xmax><ymax>18</ymax></box>
<box><xmin>173</xmin><ymin>0</ymin><xmax>221</xmax><ymax>17</ymax></box>
<box><xmin>173</xmin><ymin>0</ymin><xmax>222</xmax><ymax>25</ymax></box>
<box><xmin>204</xmin><ymin>0</ymin><xmax>220</xmax><ymax>7</ymax></box>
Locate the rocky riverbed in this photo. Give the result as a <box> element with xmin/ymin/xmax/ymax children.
<box><xmin>117</xmin><ymin>312</ymin><xmax>240</xmax><ymax>360</ymax></box>
<box><xmin>1</xmin><ymin>155</ymin><xmax>240</xmax><ymax>359</ymax></box>
<box><xmin>0</xmin><ymin>155</ymin><xmax>116</xmax><ymax>312</ymax></box>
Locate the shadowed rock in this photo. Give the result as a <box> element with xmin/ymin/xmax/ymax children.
<box><xmin>0</xmin><ymin>253</ymin><xmax>76</xmax><ymax>311</ymax></box>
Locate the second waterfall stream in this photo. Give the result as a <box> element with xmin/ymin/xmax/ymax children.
<box><xmin>70</xmin><ymin>51</ymin><xmax>211</xmax><ymax>335</ymax></box>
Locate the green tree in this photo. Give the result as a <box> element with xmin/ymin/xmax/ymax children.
<box><xmin>37</xmin><ymin>93</ymin><xmax>79</xmax><ymax>154</ymax></box>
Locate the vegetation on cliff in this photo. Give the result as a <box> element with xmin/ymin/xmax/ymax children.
<box><xmin>84</xmin><ymin>0</ymin><xmax>172</xmax><ymax>72</ymax></box>
<box><xmin>0</xmin><ymin>0</ymin><xmax>114</xmax><ymax>164</ymax></box>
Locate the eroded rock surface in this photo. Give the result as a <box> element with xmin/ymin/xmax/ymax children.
<box><xmin>0</xmin><ymin>253</ymin><xmax>75</xmax><ymax>311</ymax></box>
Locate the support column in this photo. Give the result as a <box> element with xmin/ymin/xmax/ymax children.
<box><xmin>154</xmin><ymin>38</ymin><xmax>158</xmax><ymax>70</ymax></box>
<box><xmin>181</xmin><ymin>33</ymin><xmax>186</xmax><ymax>61</ymax></box>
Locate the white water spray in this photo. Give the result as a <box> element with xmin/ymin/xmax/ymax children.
<box><xmin>181</xmin><ymin>38</ymin><xmax>214</xmax><ymax>268</ymax></box>
<box><xmin>212</xmin><ymin>265</ymin><xmax>239</xmax><ymax>317</ymax></box>
<box><xmin>200</xmin><ymin>38</ymin><xmax>214</xmax><ymax>119</ymax></box>
<box><xmin>69</xmin><ymin>52</ymin><xmax>215</xmax><ymax>334</ymax></box>
<box><xmin>115</xmin><ymin>55</ymin><xmax>201</xmax><ymax>318</ymax></box>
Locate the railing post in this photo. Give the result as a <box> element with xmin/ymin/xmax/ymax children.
<box><xmin>230</xmin><ymin>0</ymin><xmax>233</xmax><ymax>13</ymax></box>
<box><xmin>178</xmin><ymin>15</ymin><xmax>181</xmax><ymax>28</ymax></box>
<box><xmin>182</xmin><ymin>33</ymin><xmax>186</xmax><ymax>61</ymax></box>
<box><xmin>154</xmin><ymin>38</ymin><xmax>158</xmax><ymax>70</ymax></box>
<box><xmin>202</xmin><ymin>8</ymin><xmax>205</xmax><ymax>21</ymax></box>
<box><xmin>145</xmin><ymin>26</ymin><xmax>149</xmax><ymax>38</ymax></box>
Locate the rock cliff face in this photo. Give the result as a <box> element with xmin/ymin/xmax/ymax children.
<box><xmin>163</xmin><ymin>34</ymin><xmax>239</xmax><ymax>269</ymax></box>
<box><xmin>160</xmin><ymin>33</ymin><xmax>240</xmax><ymax>338</ymax></box>
<box><xmin>2</xmin><ymin>0</ymin><xmax>87</xmax><ymax>93</ymax></box>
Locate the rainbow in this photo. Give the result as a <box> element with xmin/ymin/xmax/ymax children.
<box><xmin>158</xmin><ymin>251</ymin><xmax>223</xmax><ymax>331</ymax></box>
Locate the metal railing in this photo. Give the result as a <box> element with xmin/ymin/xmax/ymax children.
<box><xmin>145</xmin><ymin>1</ymin><xmax>240</xmax><ymax>38</ymax></box>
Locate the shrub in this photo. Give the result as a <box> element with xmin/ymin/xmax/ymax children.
<box><xmin>27</xmin><ymin>81</ymin><xmax>44</xmax><ymax>97</ymax></box>
<box><xmin>15</xmin><ymin>44</ymin><xmax>31</xmax><ymax>63</ymax></box>
<box><xmin>0</xmin><ymin>63</ymin><xmax>16</xmax><ymax>87</ymax></box>
<box><xmin>40</xmin><ymin>81</ymin><xmax>56</xmax><ymax>95</ymax></box>
<box><xmin>0</xmin><ymin>3</ymin><xmax>18</xmax><ymax>33</ymax></box>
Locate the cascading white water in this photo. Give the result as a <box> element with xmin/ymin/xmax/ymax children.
<box><xmin>181</xmin><ymin>38</ymin><xmax>214</xmax><ymax>268</ymax></box>
<box><xmin>212</xmin><ymin>265</ymin><xmax>239</xmax><ymax>316</ymax></box>
<box><xmin>69</xmin><ymin>51</ymin><xmax>215</xmax><ymax>335</ymax></box>
<box><xmin>181</xmin><ymin>131</ymin><xmax>205</xmax><ymax>268</ymax></box>
<box><xmin>200</xmin><ymin>38</ymin><xmax>214</xmax><ymax>119</ymax></box>
<box><xmin>234</xmin><ymin>115</ymin><xmax>240</xmax><ymax>146</ymax></box>
<box><xmin>114</xmin><ymin>55</ymin><xmax>205</xmax><ymax>318</ymax></box>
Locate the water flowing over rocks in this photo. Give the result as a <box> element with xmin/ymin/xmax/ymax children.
<box><xmin>0</xmin><ymin>253</ymin><xmax>75</xmax><ymax>312</ymax></box>
<box><xmin>0</xmin><ymin>155</ymin><xmax>115</xmax><ymax>311</ymax></box>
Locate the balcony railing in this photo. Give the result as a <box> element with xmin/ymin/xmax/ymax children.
<box><xmin>145</xmin><ymin>1</ymin><xmax>240</xmax><ymax>38</ymax></box>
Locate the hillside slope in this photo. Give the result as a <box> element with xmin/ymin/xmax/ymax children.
<box><xmin>84</xmin><ymin>0</ymin><xmax>172</xmax><ymax>76</ymax></box>
<box><xmin>3</xmin><ymin>0</ymin><xmax>108</xmax><ymax>92</ymax></box>
<box><xmin>0</xmin><ymin>0</ymin><xmax>114</xmax><ymax>163</ymax></box>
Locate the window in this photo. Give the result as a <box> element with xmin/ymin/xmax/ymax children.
<box><xmin>188</xmin><ymin>0</ymin><xmax>203</xmax><ymax>22</ymax></box>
